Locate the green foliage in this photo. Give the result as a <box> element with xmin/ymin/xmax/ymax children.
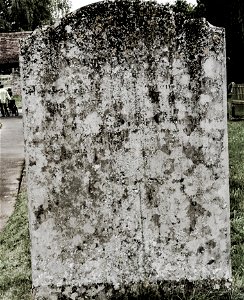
<box><xmin>0</xmin><ymin>192</ymin><xmax>32</xmax><ymax>300</ymax></box>
<box><xmin>172</xmin><ymin>0</ymin><xmax>196</xmax><ymax>17</ymax></box>
<box><xmin>228</xmin><ymin>122</ymin><xmax>244</xmax><ymax>214</ymax></box>
<box><xmin>0</xmin><ymin>0</ymin><xmax>71</xmax><ymax>32</ymax></box>
<box><xmin>51</xmin><ymin>0</ymin><xmax>71</xmax><ymax>21</ymax></box>
<box><xmin>228</xmin><ymin>121</ymin><xmax>244</xmax><ymax>298</ymax></box>
<box><xmin>0</xmin><ymin>0</ymin><xmax>11</xmax><ymax>32</ymax></box>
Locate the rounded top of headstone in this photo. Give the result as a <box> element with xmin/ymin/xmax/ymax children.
<box><xmin>25</xmin><ymin>0</ymin><xmax>223</xmax><ymax>46</ymax></box>
<box><xmin>20</xmin><ymin>0</ymin><xmax>225</xmax><ymax>84</ymax></box>
<box><xmin>59</xmin><ymin>0</ymin><xmax>174</xmax><ymax>36</ymax></box>
<box><xmin>22</xmin><ymin>0</ymin><xmax>212</xmax><ymax>50</ymax></box>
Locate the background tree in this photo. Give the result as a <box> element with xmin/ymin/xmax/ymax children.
<box><xmin>172</xmin><ymin>0</ymin><xmax>196</xmax><ymax>18</ymax></box>
<box><xmin>196</xmin><ymin>0</ymin><xmax>244</xmax><ymax>83</ymax></box>
<box><xmin>51</xmin><ymin>0</ymin><xmax>71</xmax><ymax>21</ymax></box>
<box><xmin>0</xmin><ymin>0</ymin><xmax>12</xmax><ymax>31</ymax></box>
<box><xmin>0</xmin><ymin>0</ymin><xmax>71</xmax><ymax>32</ymax></box>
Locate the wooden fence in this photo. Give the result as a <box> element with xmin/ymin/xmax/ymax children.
<box><xmin>228</xmin><ymin>82</ymin><xmax>244</xmax><ymax>119</ymax></box>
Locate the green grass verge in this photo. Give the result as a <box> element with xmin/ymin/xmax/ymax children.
<box><xmin>0</xmin><ymin>121</ymin><xmax>244</xmax><ymax>299</ymax></box>
<box><xmin>228</xmin><ymin>121</ymin><xmax>244</xmax><ymax>298</ymax></box>
<box><xmin>0</xmin><ymin>192</ymin><xmax>32</xmax><ymax>300</ymax></box>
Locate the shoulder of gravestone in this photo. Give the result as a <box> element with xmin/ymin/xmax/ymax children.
<box><xmin>178</xmin><ymin>17</ymin><xmax>225</xmax><ymax>37</ymax></box>
<box><xmin>203</xmin><ymin>18</ymin><xmax>225</xmax><ymax>35</ymax></box>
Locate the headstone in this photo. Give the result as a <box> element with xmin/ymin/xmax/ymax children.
<box><xmin>20</xmin><ymin>0</ymin><xmax>231</xmax><ymax>298</ymax></box>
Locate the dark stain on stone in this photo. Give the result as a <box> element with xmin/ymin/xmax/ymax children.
<box><xmin>122</xmin><ymin>188</ymin><xmax>128</xmax><ymax>200</ymax></box>
<box><xmin>180</xmin><ymin>244</ymin><xmax>185</xmax><ymax>250</ymax></box>
<box><xmin>60</xmin><ymin>146</ymin><xmax>67</xmax><ymax>160</ymax></box>
<box><xmin>183</xmin><ymin>165</ymin><xmax>196</xmax><ymax>177</ymax></box>
<box><xmin>76</xmin><ymin>245</ymin><xmax>82</xmax><ymax>251</ymax></box>
<box><xmin>94</xmin><ymin>149</ymin><xmax>98</xmax><ymax>163</ymax></box>
<box><xmin>145</xmin><ymin>184</ymin><xmax>159</xmax><ymax>208</ymax></box>
<box><xmin>187</xmin><ymin>199</ymin><xmax>207</xmax><ymax>233</ymax></box>
<box><xmin>115</xmin><ymin>114</ymin><xmax>126</xmax><ymax>126</ymax></box>
<box><xmin>61</xmin><ymin>285</ymin><xmax>65</xmax><ymax>293</ymax></box>
<box><xmin>184</xmin><ymin>114</ymin><xmax>201</xmax><ymax>136</ymax></box>
<box><xmin>34</xmin><ymin>205</ymin><xmax>44</xmax><ymax>225</ymax></box>
<box><xmin>41</xmin><ymin>166</ymin><xmax>48</xmax><ymax>172</ymax></box>
<box><xmin>148</xmin><ymin>86</ymin><xmax>160</xmax><ymax>103</ymax></box>
<box><xmin>33</xmin><ymin>277</ymin><xmax>231</xmax><ymax>299</ymax></box>
<box><xmin>168</xmin><ymin>91</ymin><xmax>175</xmax><ymax>107</ymax></box>
<box><xmin>57</xmin><ymin>293</ymin><xmax>72</xmax><ymax>300</ymax></box>
<box><xmin>206</xmin><ymin>211</ymin><xmax>212</xmax><ymax>217</ymax></box>
<box><xmin>44</xmin><ymin>115</ymin><xmax>53</xmax><ymax>123</ymax></box>
<box><xmin>97</xmin><ymin>130</ymin><xmax>129</xmax><ymax>151</ymax></box>
<box><xmin>183</xmin><ymin>143</ymin><xmax>204</xmax><ymax>165</ymax></box>
<box><xmin>45</xmin><ymin>101</ymin><xmax>56</xmax><ymax>117</ymax></box>
<box><xmin>184</xmin><ymin>20</ymin><xmax>206</xmax><ymax>77</ymax></box>
<box><xmin>164</xmin><ymin>159</ymin><xmax>175</xmax><ymax>175</ymax></box>
<box><xmin>34</xmin><ymin>201</ymin><xmax>56</xmax><ymax>228</ymax></box>
<box><xmin>207</xmin><ymin>258</ymin><xmax>215</xmax><ymax>265</ymax></box>
<box><xmin>180</xmin><ymin>183</ymin><xmax>187</xmax><ymax>194</ymax></box>
<box><xmin>161</xmin><ymin>143</ymin><xmax>171</xmax><ymax>155</ymax></box>
<box><xmin>165</xmin><ymin>235</ymin><xmax>172</xmax><ymax>245</ymax></box>
<box><xmin>206</xmin><ymin>240</ymin><xmax>216</xmax><ymax>249</ymax></box>
<box><xmin>29</xmin><ymin>160</ymin><xmax>36</xmax><ymax>166</ymax></box>
<box><xmin>197</xmin><ymin>246</ymin><xmax>205</xmax><ymax>254</ymax></box>
<box><xmin>153</xmin><ymin>112</ymin><xmax>162</xmax><ymax>124</ymax></box>
<box><xmin>151</xmin><ymin>214</ymin><xmax>160</xmax><ymax>227</ymax></box>
<box><xmin>71</xmin><ymin>122</ymin><xmax>77</xmax><ymax>131</ymax></box>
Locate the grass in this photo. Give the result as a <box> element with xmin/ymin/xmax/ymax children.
<box><xmin>0</xmin><ymin>192</ymin><xmax>32</xmax><ymax>300</ymax></box>
<box><xmin>0</xmin><ymin>121</ymin><xmax>244</xmax><ymax>299</ymax></box>
<box><xmin>228</xmin><ymin>121</ymin><xmax>244</xmax><ymax>298</ymax></box>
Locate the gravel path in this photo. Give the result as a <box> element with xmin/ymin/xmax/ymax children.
<box><xmin>0</xmin><ymin>116</ymin><xmax>24</xmax><ymax>231</ymax></box>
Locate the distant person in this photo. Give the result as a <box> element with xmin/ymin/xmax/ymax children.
<box><xmin>0</xmin><ymin>84</ymin><xmax>11</xmax><ymax>117</ymax></box>
<box><xmin>7</xmin><ymin>88</ymin><xmax>19</xmax><ymax>116</ymax></box>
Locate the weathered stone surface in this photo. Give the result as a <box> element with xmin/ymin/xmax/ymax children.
<box><xmin>20</xmin><ymin>0</ymin><xmax>231</xmax><ymax>298</ymax></box>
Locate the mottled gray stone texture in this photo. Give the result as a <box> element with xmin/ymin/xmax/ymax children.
<box><xmin>20</xmin><ymin>0</ymin><xmax>231</xmax><ymax>298</ymax></box>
